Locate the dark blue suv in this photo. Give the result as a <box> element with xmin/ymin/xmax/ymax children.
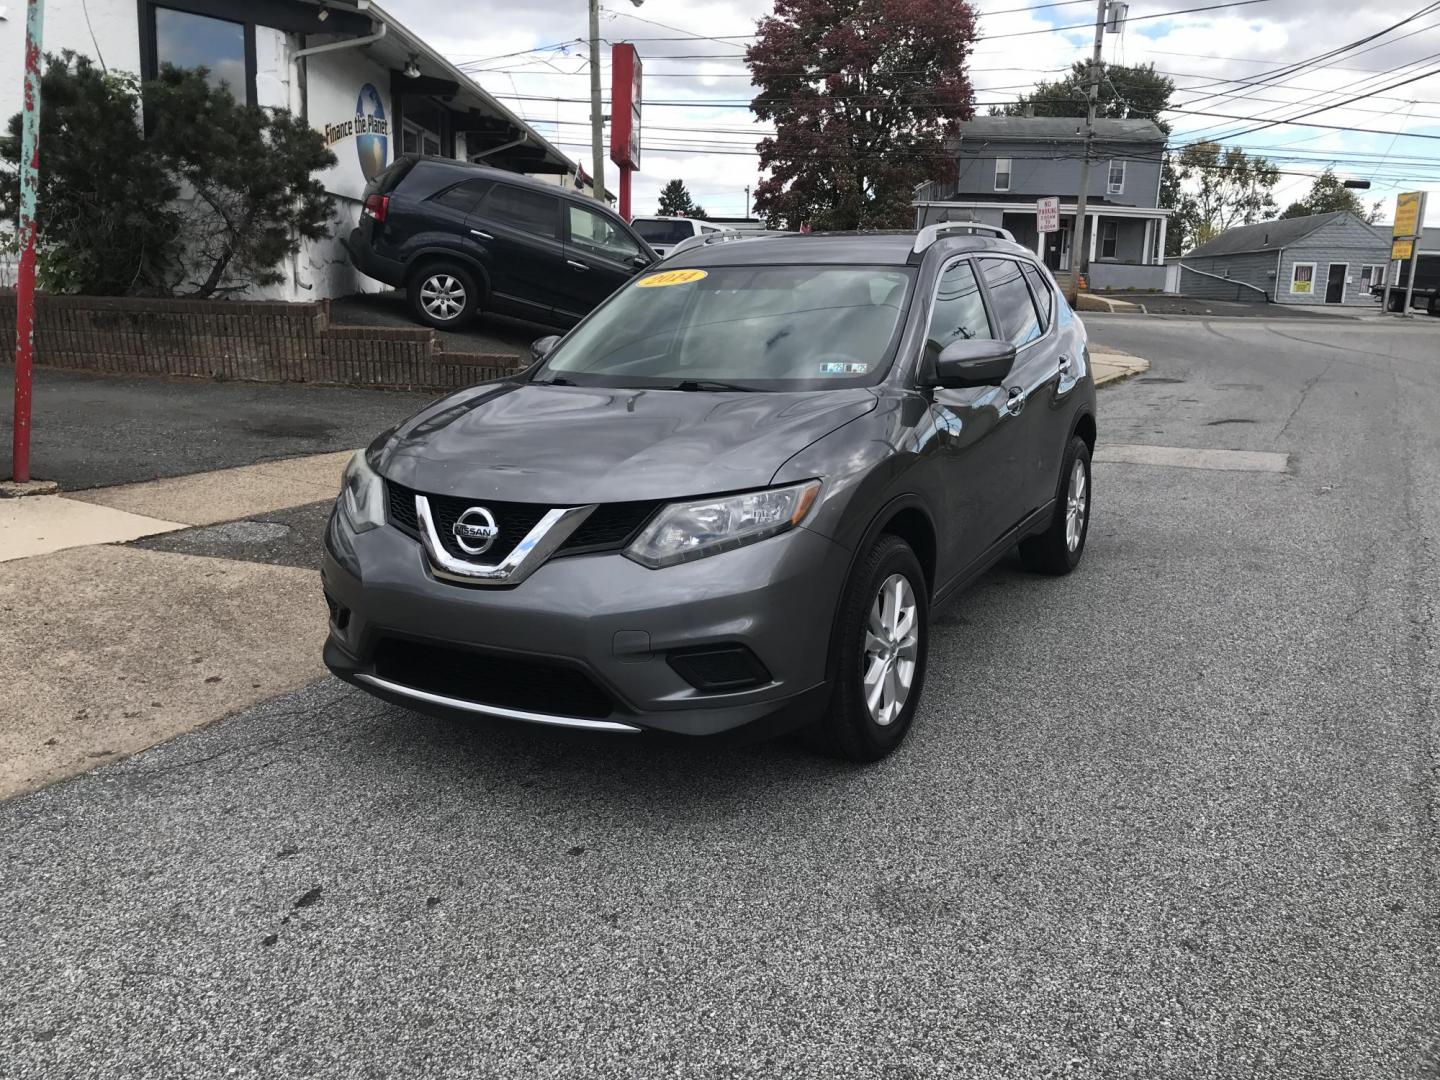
<box><xmin>347</xmin><ymin>156</ymin><xmax>657</xmax><ymax>331</ymax></box>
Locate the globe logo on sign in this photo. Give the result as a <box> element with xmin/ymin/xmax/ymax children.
<box><xmin>355</xmin><ymin>83</ymin><xmax>387</xmax><ymax>181</ymax></box>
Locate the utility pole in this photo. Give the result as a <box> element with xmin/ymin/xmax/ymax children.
<box><xmin>744</xmin><ymin>184</ymin><xmax>751</xmax><ymax>220</ymax></box>
<box><xmin>588</xmin><ymin>0</ymin><xmax>605</xmax><ymax>204</ymax></box>
<box><xmin>1071</xmin><ymin>0</ymin><xmax>1107</xmax><ymax>300</ymax></box>
<box><xmin>11</xmin><ymin>0</ymin><xmax>44</xmax><ymax>485</ymax></box>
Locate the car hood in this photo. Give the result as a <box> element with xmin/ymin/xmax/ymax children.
<box><xmin>375</xmin><ymin>382</ymin><xmax>877</xmax><ymax>503</ymax></box>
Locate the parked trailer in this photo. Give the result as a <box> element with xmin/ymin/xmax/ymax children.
<box><xmin>1373</xmin><ymin>252</ymin><xmax>1440</xmax><ymax>315</ymax></box>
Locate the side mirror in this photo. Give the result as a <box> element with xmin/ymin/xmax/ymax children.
<box><xmin>630</xmin><ymin>254</ymin><xmax>652</xmax><ymax>269</ymax></box>
<box><xmin>530</xmin><ymin>335</ymin><xmax>561</xmax><ymax>362</ymax></box>
<box><xmin>931</xmin><ymin>338</ymin><xmax>1016</xmax><ymax>389</ymax></box>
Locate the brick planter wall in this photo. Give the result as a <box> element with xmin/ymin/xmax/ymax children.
<box><xmin>0</xmin><ymin>293</ymin><xmax>523</xmax><ymax>392</ymax></box>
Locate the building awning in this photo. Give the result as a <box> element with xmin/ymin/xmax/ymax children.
<box><xmin>319</xmin><ymin>1</ymin><xmax>579</xmax><ymax>177</ymax></box>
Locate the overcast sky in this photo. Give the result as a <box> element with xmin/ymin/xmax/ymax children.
<box><xmin>384</xmin><ymin>0</ymin><xmax>1440</xmax><ymax>224</ymax></box>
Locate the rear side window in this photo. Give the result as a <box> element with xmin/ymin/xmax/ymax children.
<box><xmin>632</xmin><ymin>219</ymin><xmax>694</xmax><ymax>246</ymax></box>
<box><xmin>370</xmin><ymin>157</ymin><xmax>416</xmax><ymax>195</ymax></box>
<box><xmin>1020</xmin><ymin>263</ymin><xmax>1052</xmax><ymax>333</ymax></box>
<box><xmin>978</xmin><ymin>258</ymin><xmax>1043</xmax><ymax>347</ymax></box>
<box><xmin>429</xmin><ymin>179</ymin><xmax>492</xmax><ymax>213</ymax></box>
<box><xmin>478</xmin><ymin>184</ymin><xmax>561</xmax><ymax>239</ymax></box>
<box><xmin>925</xmin><ymin>259</ymin><xmax>993</xmax><ymax>356</ymax></box>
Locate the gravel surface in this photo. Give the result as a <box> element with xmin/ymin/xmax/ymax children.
<box><xmin>2</xmin><ymin>317</ymin><xmax>1437</xmax><ymax>1078</ymax></box>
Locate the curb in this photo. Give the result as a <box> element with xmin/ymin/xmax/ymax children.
<box><xmin>0</xmin><ymin>479</ymin><xmax>60</xmax><ymax>498</ymax></box>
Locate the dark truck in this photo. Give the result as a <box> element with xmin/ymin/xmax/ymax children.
<box><xmin>1374</xmin><ymin>249</ymin><xmax>1440</xmax><ymax>316</ymax></box>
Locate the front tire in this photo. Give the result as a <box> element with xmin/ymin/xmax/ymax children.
<box><xmin>812</xmin><ymin>534</ymin><xmax>930</xmax><ymax>762</ymax></box>
<box><xmin>408</xmin><ymin>263</ymin><xmax>479</xmax><ymax>329</ymax></box>
<box><xmin>1019</xmin><ymin>434</ymin><xmax>1091</xmax><ymax>575</ymax></box>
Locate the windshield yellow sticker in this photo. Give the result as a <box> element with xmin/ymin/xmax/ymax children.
<box><xmin>636</xmin><ymin>269</ymin><xmax>709</xmax><ymax>288</ymax></box>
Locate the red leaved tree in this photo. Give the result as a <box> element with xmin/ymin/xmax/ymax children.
<box><xmin>747</xmin><ymin>0</ymin><xmax>977</xmax><ymax>230</ymax></box>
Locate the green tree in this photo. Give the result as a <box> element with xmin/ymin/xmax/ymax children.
<box><xmin>1174</xmin><ymin>140</ymin><xmax>1279</xmax><ymax>242</ymax></box>
<box><xmin>1277</xmin><ymin>168</ymin><xmax>1367</xmax><ymax>220</ymax></box>
<box><xmin>1</xmin><ymin>53</ymin><xmax>335</xmax><ymax>297</ymax></box>
<box><xmin>1002</xmin><ymin>61</ymin><xmax>1174</xmax><ymax>126</ymax></box>
<box><xmin>656</xmin><ymin>179</ymin><xmax>707</xmax><ymax>218</ymax></box>
<box><xmin>0</xmin><ymin>52</ymin><xmax>181</xmax><ymax>295</ymax></box>
<box><xmin>747</xmin><ymin>0</ymin><xmax>976</xmax><ymax>230</ymax></box>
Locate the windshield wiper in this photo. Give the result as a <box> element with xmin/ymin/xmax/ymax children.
<box><xmin>536</xmin><ymin>375</ymin><xmax>575</xmax><ymax>386</ymax></box>
<box><xmin>670</xmin><ymin>379</ymin><xmax>755</xmax><ymax>392</ymax></box>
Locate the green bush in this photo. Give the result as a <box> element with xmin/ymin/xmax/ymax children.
<box><xmin>1</xmin><ymin>52</ymin><xmax>336</xmax><ymax>297</ymax></box>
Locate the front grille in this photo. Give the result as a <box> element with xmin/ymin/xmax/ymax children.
<box><xmin>372</xmin><ymin>638</ymin><xmax>615</xmax><ymax>719</ymax></box>
<box><xmin>386</xmin><ymin>480</ymin><xmax>657</xmax><ymax>561</ymax></box>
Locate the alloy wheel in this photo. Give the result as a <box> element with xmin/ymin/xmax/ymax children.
<box><xmin>420</xmin><ymin>274</ymin><xmax>466</xmax><ymax>321</ymax></box>
<box><xmin>862</xmin><ymin>573</ymin><xmax>919</xmax><ymax>727</ymax></box>
<box><xmin>1065</xmin><ymin>458</ymin><xmax>1088</xmax><ymax>552</ymax></box>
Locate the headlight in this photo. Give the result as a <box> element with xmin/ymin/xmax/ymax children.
<box><xmin>625</xmin><ymin>481</ymin><xmax>821</xmax><ymax>568</ymax></box>
<box><xmin>338</xmin><ymin>449</ymin><xmax>385</xmax><ymax>533</ymax></box>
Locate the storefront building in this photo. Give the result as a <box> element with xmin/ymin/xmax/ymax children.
<box><xmin>0</xmin><ymin>0</ymin><xmax>590</xmax><ymax>300</ymax></box>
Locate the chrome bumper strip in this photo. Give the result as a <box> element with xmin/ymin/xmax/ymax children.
<box><xmin>355</xmin><ymin>673</ymin><xmax>643</xmax><ymax>733</ymax></box>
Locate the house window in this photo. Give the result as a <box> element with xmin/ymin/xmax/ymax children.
<box><xmin>994</xmin><ymin>158</ymin><xmax>1012</xmax><ymax>192</ymax></box>
<box><xmin>403</xmin><ymin>120</ymin><xmax>441</xmax><ymax>157</ymax></box>
<box><xmin>1107</xmin><ymin>160</ymin><xmax>1126</xmax><ymax>195</ymax></box>
<box><xmin>1359</xmin><ymin>264</ymin><xmax>1386</xmax><ymax>289</ymax></box>
<box><xmin>1100</xmin><ymin>220</ymin><xmax>1118</xmax><ymax>260</ymax></box>
<box><xmin>1290</xmin><ymin>262</ymin><xmax>1316</xmax><ymax>295</ymax></box>
<box><xmin>152</xmin><ymin>7</ymin><xmax>248</xmax><ymax>98</ymax></box>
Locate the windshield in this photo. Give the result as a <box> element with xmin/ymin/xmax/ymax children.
<box><xmin>535</xmin><ymin>265</ymin><xmax>915</xmax><ymax>391</ymax></box>
<box><xmin>632</xmin><ymin>219</ymin><xmax>695</xmax><ymax>245</ymax></box>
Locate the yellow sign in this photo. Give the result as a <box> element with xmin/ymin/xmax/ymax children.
<box><xmin>1392</xmin><ymin>238</ymin><xmax>1414</xmax><ymax>261</ymax></box>
<box><xmin>1393</xmin><ymin>192</ymin><xmax>1423</xmax><ymax>238</ymax></box>
<box><xmin>635</xmin><ymin>269</ymin><xmax>708</xmax><ymax>288</ymax></box>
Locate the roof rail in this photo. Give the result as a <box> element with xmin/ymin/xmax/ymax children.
<box><xmin>912</xmin><ymin>221</ymin><xmax>1015</xmax><ymax>254</ymax></box>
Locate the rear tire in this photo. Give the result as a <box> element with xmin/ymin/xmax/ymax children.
<box><xmin>408</xmin><ymin>263</ymin><xmax>479</xmax><ymax>330</ymax></box>
<box><xmin>810</xmin><ymin>534</ymin><xmax>930</xmax><ymax>763</ymax></box>
<box><xmin>1019</xmin><ymin>434</ymin><xmax>1091</xmax><ymax>575</ymax></box>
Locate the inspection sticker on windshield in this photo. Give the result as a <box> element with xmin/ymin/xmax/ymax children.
<box><xmin>636</xmin><ymin>269</ymin><xmax>709</xmax><ymax>288</ymax></box>
<box><xmin>820</xmin><ymin>362</ymin><xmax>869</xmax><ymax>375</ymax></box>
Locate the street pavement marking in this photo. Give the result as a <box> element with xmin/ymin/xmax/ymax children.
<box><xmin>1094</xmin><ymin>444</ymin><xmax>1290</xmax><ymax>473</ymax></box>
<box><xmin>0</xmin><ymin>544</ymin><xmax>327</xmax><ymax>801</ymax></box>
<box><xmin>0</xmin><ymin>495</ymin><xmax>186</xmax><ymax>563</ymax></box>
<box><xmin>64</xmin><ymin>450</ymin><xmax>354</xmax><ymax>526</ymax></box>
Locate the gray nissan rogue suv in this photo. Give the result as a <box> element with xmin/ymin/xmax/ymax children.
<box><xmin>323</xmin><ymin>225</ymin><xmax>1097</xmax><ymax>761</ymax></box>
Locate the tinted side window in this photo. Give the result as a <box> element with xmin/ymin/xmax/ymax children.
<box><xmin>430</xmin><ymin>179</ymin><xmax>492</xmax><ymax>213</ymax></box>
<box><xmin>479</xmin><ymin>184</ymin><xmax>561</xmax><ymax>239</ymax></box>
<box><xmin>978</xmin><ymin>258</ymin><xmax>1042</xmax><ymax>347</ymax></box>
<box><xmin>925</xmin><ymin>259</ymin><xmax>992</xmax><ymax>356</ymax></box>
<box><xmin>1020</xmin><ymin>263</ymin><xmax>1052</xmax><ymax>333</ymax></box>
<box><xmin>567</xmin><ymin>205</ymin><xmax>643</xmax><ymax>261</ymax></box>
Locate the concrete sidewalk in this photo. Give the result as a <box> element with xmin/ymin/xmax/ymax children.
<box><xmin>1091</xmin><ymin>347</ymin><xmax>1149</xmax><ymax>386</ymax></box>
<box><xmin>0</xmin><ymin>452</ymin><xmax>351</xmax><ymax>799</ymax></box>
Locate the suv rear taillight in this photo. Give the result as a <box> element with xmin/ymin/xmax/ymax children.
<box><xmin>363</xmin><ymin>193</ymin><xmax>389</xmax><ymax>223</ymax></box>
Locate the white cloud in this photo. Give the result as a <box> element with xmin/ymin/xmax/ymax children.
<box><xmin>383</xmin><ymin>0</ymin><xmax>1440</xmax><ymax>224</ymax></box>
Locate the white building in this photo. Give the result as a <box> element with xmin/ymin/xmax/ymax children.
<box><xmin>0</xmin><ymin>0</ymin><xmax>591</xmax><ymax>300</ymax></box>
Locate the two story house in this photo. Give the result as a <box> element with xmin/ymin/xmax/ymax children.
<box><xmin>915</xmin><ymin>116</ymin><xmax>1172</xmax><ymax>291</ymax></box>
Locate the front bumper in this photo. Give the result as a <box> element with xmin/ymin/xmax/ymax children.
<box><xmin>322</xmin><ymin>508</ymin><xmax>851</xmax><ymax>738</ymax></box>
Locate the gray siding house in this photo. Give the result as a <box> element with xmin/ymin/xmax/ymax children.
<box><xmin>1180</xmin><ymin>212</ymin><xmax>1391</xmax><ymax>306</ymax></box>
<box><xmin>914</xmin><ymin>116</ymin><xmax>1172</xmax><ymax>290</ymax></box>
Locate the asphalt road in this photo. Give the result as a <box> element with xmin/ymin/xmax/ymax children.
<box><xmin>3</xmin><ymin>316</ymin><xmax>1439</xmax><ymax>1078</ymax></box>
<box><xmin>0</xmin><ymin>364</ymin><xmax>432</xmax><ymax>489</ymax></box>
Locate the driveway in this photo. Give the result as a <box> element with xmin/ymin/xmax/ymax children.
<box><xmin>328</xmin><ymin>290</ymin><xmax>547</xmax><ymax>355</ymax></box>
<box><xmin>3</xmin><ymin>318</ymin><xmax>1439</xmax><ymax>1077</ymax></box>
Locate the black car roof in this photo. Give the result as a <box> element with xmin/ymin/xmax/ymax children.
<box><xmin>661</xmin><ymin>231</ymin><xmax>1039</xmax><ymax>268</ymax></box>
<box><xmin>400</xmin><ymin>154</ymin><xmax>608</xmax><ymax>207</ymax></box>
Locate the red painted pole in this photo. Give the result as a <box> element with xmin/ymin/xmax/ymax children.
<box><xmin>619</xmin><ymin>166</ymin><xmax>632</xmax><ymax>222</ymax></box>
<box><xmin>12</xmin><ymin>0</ymin><xmax>44</xmax><ymax>484</ymax></box>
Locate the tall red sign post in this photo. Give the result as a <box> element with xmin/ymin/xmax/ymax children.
<box><xmin>609</xmin><ymin>44</ymin><xmax>642</xmax><ymax>220</ymax></box>
<box><xmin>11</xmin><ymin>0</ymin><xmax>44</xmax><ymax>484</ymax></box>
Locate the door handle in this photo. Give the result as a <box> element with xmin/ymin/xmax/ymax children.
<box><xmin>469</xmin><ymin>229</ymin><xmax>493</xmax><ymax>240</ymax></box>
<box><xmin>1005</xmin><ymin>386</ymin><xmax>1026</xmax><ymax>415</ymax></box>
<box><xmin>566</xmin><ymin>260</ymin><xmax>589</xmax><ymax>272</ymax></box>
